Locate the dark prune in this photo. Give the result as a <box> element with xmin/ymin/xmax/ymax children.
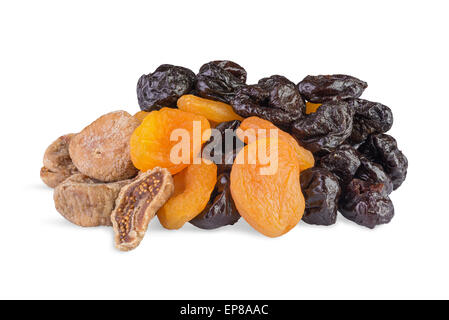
<box><xmin>339</xmin><ymin>179</ymin><xmax>394</xmax><ymax>229</ymax></box>
<box><xmin>137</xmin><ymin>64</ymin><xmax>196</xmax><ymax>111</ymax></box>
<box><xmin>190</xmin><ymin>173</ymin><xmax>240</xmax><ymax>229</ymax></box>
<box><xmin>202</xmin><ymin>120</ymin><xmax>242</xmax><ymax>174</ymax></box>
<box><xmin>349</xmin><ymin>99</ymin><xmax>394</xmax><ymax>143</ymax></box>
<box><xmin>355</xmin><ymin>156</ymin><xmax>393</xmax><ymax>195</ymax></box>
<box><xmin>319</xmin><ymin>145</ymin><xmax>361</xmax><ymax>186</ymax></box>
<box><xmin>359</xmin><ymin>134</ymin><xmax>408</xmax><ymax>190</ymax></box>
<box><xmin>195</xmin><ymin>61</ymin><xmax>246</xmax><ymax>103</ymax></box>
<box><xmin>297</xmin><ymin>74</ymin><xmax>367</xmax><ymax>103</ymax></box>
<box><xmin>231</xmin><ymin>75</ymin><xmax>305</xmax><ymax>128</ymax></box>
<box><xmin>300</xmin><ymin>167</ymin><xmax>341</xmax><ymax>226</ymax></box>
<box><xmin>291</xmin><ymin>101</ymin><xmax>354</xmax><ymax>154</ymax></box>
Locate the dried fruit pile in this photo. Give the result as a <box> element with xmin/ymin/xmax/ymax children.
<box><xmin>40</xmin><ymin>61</ymin><xmax>408</xmax><ymax>251</ymax></box>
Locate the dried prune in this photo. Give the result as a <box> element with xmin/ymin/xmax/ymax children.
<box><xmin>319</xmin><ymin>145</ymin><xmax>361</xmax><ymax>186</ymax></box>
<box><xmin>69</xmin><ymin>111</ymin><xmax>140</xmax><ymax>182</ymax></box>
<box><xmin>190</xmin><ymin>172</ymin><xmax>240</xmax><ymax>229</ymax></box>
<box><xmin>137</xmin><ymin>64</ymin><xmax>196</xmax><ymax>111</ymax></box>
<box><xmin>300</xmin><ymin>167</ymin><xmax>341</xmax><ymax>226</ymax></box>
<box><xmin>177</xmin><ymin>94</ymin><xmax>243</xmax><ymax>122</ymax></box>
<box><xmin>237</xmin><ymin>116</ymin><xmax>314</xmax><ymax>171</ymax></box>
<box><xmin>41</xmin><ymin>133</ymin><xmax>79</xmax><ymax>188</ymax></box>
<box><xmin>291</xmin><ymin>101</ymin><xmax>354</xmax><ymax>154</ymax></box>
<box><xmin>111</xmin><ymin>167</ymin><xmax>174</xmax><ymax>251</ymax></box>
<box><xmin>358</xmin><ymin>134</ymin><xmax>408</xmax><ymax>190</ymax></box>
<box><xmin>202</xmin><ymin>120</ymin><xmax>242</xmax><ymax>174</ymax></box>
<box><xmin>231</xmin><ymin>75</ymin><xmax>305</xmax><ymax>128</ymax></box>
<box><xmin>230</xmin><ymin>138</ymin><xmax>305</xmax><ymax>237</ymax></box>
<box><xmin>195</xmin><ymin>61</ymin><xmax>246</xmax><ymax>104</ymax></box>
<box><xmin>355</xmin><ymin>156</ymin><xmax>393</xmax><ymax>195</ymax></box>
<box><xmin>54</xmin><ymin>174</ymin><xmax>131</xmax><ymax>227</ymax></box>
<box><xmin>339</xmin><ymin>179</ymin><xmax>394</xmax><ymax>229</ymax></box>
<box><xmin>349</xmin><ymin>99</ymin><xmax>393</xmax><ymax>143</ymax></box>
<box><xmin>297</xmin><ymin>74</ymin><xmax>367</xmax><ymax>103</ymax></box>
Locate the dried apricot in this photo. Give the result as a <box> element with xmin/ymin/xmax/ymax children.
<box><xmin>130</xmin><ymin>108</ymin><xmax>211</xmax><ymax>175</ymax></box>
<box><xmin>133</xmin><ymin>111</ymin><xmax>149</xmax><ymax>123</ymax></box>
<box><xmin>177</xmin><ymin>94</ymin><xmax>243</xmax><ymax>122</ymax></box>
<box><xmin>305</xmin><ymin>102</ymin><xmax>322</xmax><ymax>114</ymax></box>
<box><xmin>230</xmin><ymin>138</ymin><xmax>305</xmax><ymax>237</ymax></box>
<box><xmin>157</xmin><ymin>160</ymin><xmax>217</xmax><ymax>229</ymax></box>
<box><xmin>236</xmin><ymin>116</ymin><xmax>314</xmax><ymax>171</ymax></box>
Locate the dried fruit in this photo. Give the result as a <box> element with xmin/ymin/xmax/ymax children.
<box><xmin>355</xmin><ymin>156</ymin><xmax>393</xmax><ymax>195</ymax></box>
<box><xmin>69</xmin><ymin>111</ymin><xmax>140</xmax><ymax>182</ymax></box>
<box><xmin>158</xmin><ymin>160</ymin><xmax>217</xmax><ymax>230</ymax></box>
<box><xmin>54</xmin><ymin>174</ymin><xmax>131</xmax><ymax>227</ymax></box>
<box><xmin>133</xmin><ymin>111</ymin><xmax>149</xmax><ymax>123</ymax></box>
<box><xmin>349</xmin><ymin>99</ymin><xmax>393</xmax><ymax>143</ymax></box>
<box><xmin>130</xmin><ymin>108</ymin><xmax>211</xmax><ymax>175</ymax></box>
<box><xmin>111</xmin><ymin>167</ymin><xmax>174</xmax><ymax>251</ymax></box>
<box><xmin>137</xmin><ymin>64</ymin><xmax>196</xmax><ymax>111</ymax></box>
<box><xmin>305</xmin><ymin>102</ymin><xmax>321</xmax><ymax>114</ymax></box>
<box><xmin>300</xmin><ymin>167</ymin><xmax>341</xmax><ymax>226</ymax></box>
<box><xmin>358</xmin><ymin>134</ymin><xmax>408</xmax><ymax>190</ymax></box>
<box><xmin>237</xmin><ymin>116</ymin><xmax>314</xmax><ymax>171</ymax></box>
<box><xmin>291</xmin><ymin>101</ymin><xmax>354</xmax><ymax>154</ymax></box>
<box><xmin>41</xmin><ymin>133</ymin><xmax>79</xmax><ymax>188</ymax></box>
<box><xmin>231</xmin><ymin>75</ymin><xmax>305</xmax><ymax>128</ymax></box>
<box><xmin>230</xmin><ymin>138</ymin><xmax>305</xmax><ymax>237</ymax></box>
<box><xmin>177</xmin><ymin>94</ymin><xmax>243</xmax><ymax>122</ymax></box>
<box><xmin>202</xmin><ymin>120</ymin><xmax>242</xmax><ymax>174</ymax></box>
<box><xmin>190</xmin><ymin>172</ymin><xmax>240</xmax><ymax>229</ymax></box>
<box><xmin>195</xmin><ymin>60</ymin><xmax>246</xmax><ymax>103</ymax></box>
<box><xmin>339</xmin><ymin>179</ymin><xmax>394</xmax><ymax>229</ymax></box>
<box><xmin>297</xmin><ymin>74</ymin><xmax>367</xmax><ymax>103</ymax></box>
<box><xmin>319</xmin><ymin>145</ymin><xmax>361</xmax><ymax>187</ymax></box>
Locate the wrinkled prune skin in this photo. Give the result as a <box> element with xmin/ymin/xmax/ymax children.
<box><xmin>339</xmin><ymin>179</ymin><xmax>394</xmax><ymax>229</ymax></box>
<box><xmin>137</xmin><ymin>64</ymin><xmax>196</xmax><ymax>111</ymax></box>
<box><xmin>291</xmin><ymin>101</ymin><xmax>354</xmax><ymax>154</ymax></box>
<box><xmin>300</xmin><ymin>167</ymin><xmax>341</xmax><ymax>226</ymax></box>
<box><xmin>319</xmin><ymin>145</ymin><xmax>361</xmax><ymax>187</ymax></box>
<box><xmin>195</xmin><ymin>61</ymin><xmax>246</xmax><ymax>103</ymax></box>
<box><xmin>358</xmin><ymin>134</ymin><xmax>408</xmax><ymax>190</ymax></box>
<box><xmin>231</xmin><ymin>75</ymin><xmax>305</xmax><ymax>128</ymax></box>
<box><xmin>202</xmin><ymin>120</ymin><xmax>242</xmax><ymax>173</ymax></box>
<box><xmin>297</xmin><ymin>74</ymin><xmax>368</xmax><ymax>103</ymax></box>
<box><xmin>190</xmin><ymin>173</ymin><xmax>240</xmax><ymax>229</ymax></box>
<box><xmin>349</xmin><ymin>99</ymin><xmax>394</xmax><ymax>143</ymax></box>
<box><xmin>355</xmin><ymin>156</ymin><xmax>393</xmax><ymax>195</ymax></box>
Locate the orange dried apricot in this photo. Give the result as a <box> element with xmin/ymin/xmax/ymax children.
<box><xmin>158</xmin><ymin>160</ymin><xmax>217</xmax><ymax>229</ymax></box>
<box><xmin>133</xmin><ymin>111</ymin><xmax>150</xmax><ymax>123</ymax></box>
<box><xmin>305</xmin><ymin>102</ymin><xmax>322</xmax><ymax>114</ymax></box>
<box><xmin>236</xmin><ymin>116</ymin><xmax>314</xmax><ymax>171</ymax></box>
<box><xmin>177</xmin><ymin>94</ymin><xmax>243</xmax><ymax>122</ymax></box>
<box><xmin>230</xmin><ymin>138</ymin><xmax>305</xmax><ymax>237</ymax></box>
<box><xmin>130</xmin><ymin>108</ymin><xmax>211</xmax><ymax>175</ymax></box>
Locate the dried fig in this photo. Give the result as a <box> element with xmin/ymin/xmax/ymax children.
<box><xmin>54</xmin><ymin>174</ymin><xmax>131</xmax><ymax>227</ymax></box>
<box><xmin>69</xmin><ymin>111</ymin><xmax>140</xmax><ymax>182</ymax></box>
<box><xmin>40</xmin><ymin>167</ymin><xmax>74</xmax><ymax>188</ymax></box>
<box><xmin>111</xmin><ymin>167</ymin><xmax>174</xmax><ymax>251</ymax></box>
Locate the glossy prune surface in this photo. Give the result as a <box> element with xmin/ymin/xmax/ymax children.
<box><xmin>195</xmin><ymin>61</ymin><xmax>246</xmax><ymax>104</ymax></box>
<box><xmin>231</xmin><ymin>75</ymin><xmax>305</xmax><ymax>128</ymax></box>
<box><xmin>339</xmin><ymin>179</ymin><xmax>394</xmax><ymax>229</ymax></box>
<box><xmin>319</xmin><ymin>145</ymin><xmax>361</xmax><ymax>187</ymax></box>
<box><xmin>358</xmin><ymin>134</ymin><xmax>408</xmax><ymax>190</ymax></box>
<box><xmin>355</xmin><ymin>156</ymin><xmax>393</xmax><ymax>195</ymax></box>
<box><xmin>291</xmin><ymin>101</ymin><xmax>354</xmax><ymax>154</ymax></box>
<box><xmin>297</xmin><ymin>74</ymin><xmax>367</xmax><ymax>103</ymax></box>
<box><xmin>190</xmin><ymin>173</ymin><xmax>240</xmax><ymax>229</ymax></box>
<box><xmin>300</xmin><ymin>167</ymin><xmax>341</xmax><ymax>226</ymax></box>
<box><xmin>349</xmin><ymin>99</ymin><xmax>394</xmax><ymax>143</ymax></box>
<box><xmin>137</xmin><ymin>64</ymin><xmax>196</xmax><ymax>111</ymax></box>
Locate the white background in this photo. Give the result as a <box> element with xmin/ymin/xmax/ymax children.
<box><xmin>1</xmin><ymin>0</ymin><xmax>448</xmax><ymax>300</ymax></box>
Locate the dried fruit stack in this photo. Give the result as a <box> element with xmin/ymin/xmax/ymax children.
<box><xmin>40</xmin><ymin>60</ymin><xmax>408</xmax><ymax>251</ymax></box>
